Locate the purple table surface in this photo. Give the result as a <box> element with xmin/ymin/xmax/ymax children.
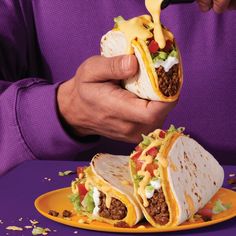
<box><xmin>0</xmin><ymin>160</ymin><xmax>235</xmax><ymax>236</ymax></box>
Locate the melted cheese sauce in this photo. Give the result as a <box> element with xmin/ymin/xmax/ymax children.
<box><xmin>118</xmin><ymin>15</ymin><xmax>153</xmax><ymax>53</ymax></box>
<box><xmin>145</xmin><ymin>0</ymin><xmax>165</xmax><ymax>48</ymax></box>
<box><xmin>105</xmin><ymin>195</ymin><xmax>112</xmax><ymax>208</ymax></box>
<box><xmin>137</xmin><ymin>170</ymin><xmax>151</xmax><ymax>207</ymax></box>
<box><xmin>85</xmin><ymin>177</ymin><xmax>112</xmax><ymax>208</ymax></box>
<box><xmin>136</xmin><ymin>136</ymin><xmax>164</xmax><ymax>207</ymax></box>
<box><xmin>184</xmin><ymin>192</ymin><xmax>195</xmax><ymax>217</ymax></box>
<box><xmin>140</xmin><ymin>155</ymin><xmax>153</xmax><ymax>171</ymax></box>
<box><xmin>158</xmin><ymin>155</ymin><xmax>169</xmax><ymax>168</ymax></box>
<box><xmin>116</xmin><ymin>0</ymin><xmax>173</xmax><ymax>53</ymax></box>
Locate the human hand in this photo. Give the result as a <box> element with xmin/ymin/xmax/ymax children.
<box><xmin>57</xmin><ymin>55</ymin><xmax>177</xmax><ymax>143</ymax></box>
<box><xmin>197</xmin><ymin>0</ymin><xmax>236</xmax><ymax>13</ymax></box>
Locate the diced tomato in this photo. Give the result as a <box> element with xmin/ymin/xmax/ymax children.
<box><xmin>197</xmin><ymin>208</ymin><xmax>213</xmax><ymax>218</ymax></box>
<box><xmin>163</xmin><ymin>40</ymin><xmax>173</xmax><ymax>52</ymax></box>
<box><xmin>146</xmin><ymin>147</ymin><xmax>158</xmax><ymax>157</ymax></box>
<box><xmin>77</xmin><ymin>166</ymin><xmax>85</xmax><ymax>177</ymax></box>
<box><xmin>148</xmin><ymin>40</ymin><xmax>159</xmax><ymax>53</ymax></box>
<box><xmin>159</xmin><ymin>130</ymin><xmax>166</xmax><ymax>139</ymax></box>
<box><xmin>131</xmin><ymin>151</ymin><xmax>142</xmax><ymax>161</ymax></box>
<box><xmin>145</xmin><ymin>162</ymin><xmax>158</xmax><ymax>177</ymax></box>
<box><xmin>135</xmin><ymin>161</ymin><xmax>143</xmax><ymax>172</ymax></box>
<box><xmin>131</xmin><ymin>151</ymin><xmax>143</xmax><ymax>172</ymax></box>
<box><xmin>78</xmin><ymin>183</ymin><xmax>88</xmax><ymax>201</ymax></box>
<box><xmin>135</xmin><ymin>145</ymin><xmax>142</xmax><ymax>152</ymax></box>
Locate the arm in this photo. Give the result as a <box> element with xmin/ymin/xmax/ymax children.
<box><xmin>0</xmin><ymin>1</ymin><xmax>95</xmax><ymax>175</ymax></box>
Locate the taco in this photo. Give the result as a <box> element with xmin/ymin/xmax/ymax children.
<box><xmin>101</xmin><ymin>1</ymin><xmax>183</xmax><ymax>102</ymax></box>
<box><xmin>129</xmin><ymin>125</ymin><xmax>224</xmax><ymax>227</ymax></box>
<box><xmin>70</xmin><ymin>153</ymin><xmax>143</xmax><ymax>227</ymax></box>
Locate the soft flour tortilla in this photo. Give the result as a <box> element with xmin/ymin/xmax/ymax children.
<box><xmin>101</xmin><ymin>30</ymin><xmax>183</xmax><ymax>101</ymax></box>
<box><xmin>85</xmin><ymin>153</ymin><xmax>143</xmax><ymax>226</ymax></box>
<box><xmin>130</xmin><ymin>131</ymin><xmax>224</xmax><ymax>228</ymax></box>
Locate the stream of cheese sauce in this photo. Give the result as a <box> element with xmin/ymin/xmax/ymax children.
<box><xmin>118</xmin><ymin>15</ymin><xmax>153</xmax><ymax>53</ymax></box>
<box><xmin>116</xmin><ymin>0</ymin><xmax>173</xmax><ymax>53</ymax></box>
<box><xmin>145</xmin><ymin>0</ymin><xmax>166</xmax><ymax>48</ymax></box>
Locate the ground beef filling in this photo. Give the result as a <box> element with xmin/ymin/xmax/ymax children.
<box><xmin>98</xmin><ymin>192</ymin><xmax>127</xmax><ymax>220</ymax></box>
<box><xmin>157</xmin><ymin>64</ymin><xmax>179</xmax><ymax>97</ymax></box>
<box><xmin>145</xmin><ymin>188</ymin><xmax>170</xmax><ymax>225</ymax></box>
<box><xmin>114</xmin><ymin>221</ymin><xmax>130</xmax><ymax>228</ymax></box>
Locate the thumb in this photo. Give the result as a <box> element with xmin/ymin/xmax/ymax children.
<box><xmin>80</xmin><ymin>55</ymin><xmax>138</xmax><ymax>82</ymax></box>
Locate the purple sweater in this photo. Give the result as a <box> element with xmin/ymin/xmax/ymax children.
<box><xmin>0</xmin><ymin>0</ymin><xmax>235</xmax><ymax>175</ymax></box>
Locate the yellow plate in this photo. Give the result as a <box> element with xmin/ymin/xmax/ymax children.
<box><xmin>35</xmin><ymin>187</ymin><xmax>236</xmax><ymax>233</ymax></box>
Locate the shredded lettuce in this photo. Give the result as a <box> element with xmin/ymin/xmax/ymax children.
<box><xmin>69</xmin><ymin>193</ymin><xmax>81</xmax><ymax>211</ymax></box>
<box><xmin>32</xmin><ymin>227</ymin><xmax>50</xmax><ymax>235</ymax></box>
<box><xmin>130</xmin><ymin>159</ymin><xmax>136</xmax><ymax>170</ymax></box>
<box><xmin>141</xmin><ymin>134</ymin><xmax>152</xmax><ymax>147</ymax></box>
<box><xmin>145</xmin><ymin>185</ymin><xmax>154</xmax><ymax>192</ymax></box>
<box><xmin>81</xmin><ymin>189</ymin><xmax>95</xmax><ymax>213</ymax></box>
<box><xmin>58</xmin><ymin>170</ymin><xmax>75</xmax><ymax>176</ymax></box>
<box><xmin>145</xmin><ymin>185</ymin><xmax>155</xmax><ymax>199</ymax></box>
<box><xmin>151</xmin><ymin>176</ymin><xmax>159</xmax><ymax>182</ymax></box>
<box><xmin>212</xmin><ymin>200</ymin><xmax>231</xmax><ymax>214</ymax></box>
<box><xmin>133</xmin><ymin>174</ymin><xmax>144</xmax><ymax>187</ymax></box>
<box><xmin>114</xmin><ymin>16</ymin><xmax>125</xmax><ymax>28</ymax></box>
<box><xmin>157</xmin><ymin>51</ymin><xmax>168</xmax><ymax>60</ymax></box>
<box><xmin>169</xmin><ymin>49</ymin><xmax>178</xmax><ymax>58</ymax></box>
<box><xmin>167</xmin><ymin>125</ymin><xmax>185</xmax><ymax>134</ymax></box>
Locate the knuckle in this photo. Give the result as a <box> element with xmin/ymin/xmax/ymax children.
<box><xmin>143</xmin><ymin>112</ymin><xmax>158</xmax><ymax>125</ymax></box>
<box><xmin>122</xmin><ymin>123</ymin><xmax>135</xmax><ymax>137</ymax></box>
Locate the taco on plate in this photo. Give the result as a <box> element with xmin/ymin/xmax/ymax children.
<box><xmin>70</xmin><ymin>153</ymin><xmax>143</xmax><ymax>227</ymax></box>
<box><xmin>129</xmin><ymin>125</ymin><xmax>224</xmax><ymax>227</ymax></box>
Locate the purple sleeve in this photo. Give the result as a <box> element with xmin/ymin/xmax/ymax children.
<box><xmin>0</xmin><ymin>1</ymin><xmax>98</xmax><ymax>175</ymax></box>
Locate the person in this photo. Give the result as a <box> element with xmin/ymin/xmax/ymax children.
<box><xmin>0</xmin><ymin>0</ymin><xmax>235</xmax><ymax>175</ymax></box>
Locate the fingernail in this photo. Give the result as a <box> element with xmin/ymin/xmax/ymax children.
<box><xmin>121</xmin><ymin>55</ymin><xmax>132</xmax><ymax>72</ymax></box>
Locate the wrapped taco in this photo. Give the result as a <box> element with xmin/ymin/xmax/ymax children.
<box><xmin>129</xmin><ymin>125</ymin><xmax>224</xmax><ymax>227</ymax></box>
<box><xmin>70</xmin><ymin>153</ymin><xmax>143</xmax><ymax>227</ymax></box>
<box><xmin>101</xmin><ymin>0</ymin><xmax>183</xmax><ymax>101</ymax></box>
